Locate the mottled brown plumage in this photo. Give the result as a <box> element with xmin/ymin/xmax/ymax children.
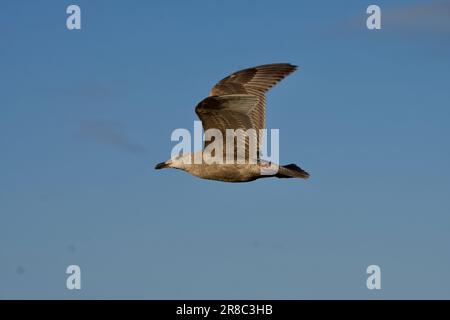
<box><xmin>155</xmin><ymin>63</ymin><xmax>309</xmax><ymax>182</ymax></box>
<box><xmin>203</xmin><ymin>63</ymin><xmax>297</xmax><ymax>152</ymax></box>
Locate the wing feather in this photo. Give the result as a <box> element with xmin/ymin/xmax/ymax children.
<box><xmin>195</xmin><ymin>94</ymin><xmax>259</xmax><ymax>161</ymax></box>
<box><xmin>209</xmin><ymin>63</ymin><xmax>297</xmax><ymax>151</ymax></box>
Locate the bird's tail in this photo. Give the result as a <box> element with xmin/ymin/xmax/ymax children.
<box><xmin>275</xmin><ymin>164</ymin><xmax>310</xmax><ymax>179</ymax></box>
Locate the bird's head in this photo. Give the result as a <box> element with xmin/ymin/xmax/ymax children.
<box><xmin>155</xmin><ymin>153</ymin><xmax>193</xmax><ymax>170</ymax></box>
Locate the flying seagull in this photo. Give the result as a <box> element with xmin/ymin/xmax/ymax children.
<box><xmin>155</xmin><ymin>63</ymin><xmax>309</xmax><ymax>182</ymax></box>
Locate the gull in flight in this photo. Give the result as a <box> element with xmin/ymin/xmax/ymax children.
<box><xmin>155</xmin><ymin>63</ymin><xmax>309</xmax><ymax>182</ymax></box>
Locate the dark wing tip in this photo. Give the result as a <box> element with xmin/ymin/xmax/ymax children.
<box><xmin>257</xmin><ymin>63</ymin><xmax>298</xmax><ymax>70</ymax></box>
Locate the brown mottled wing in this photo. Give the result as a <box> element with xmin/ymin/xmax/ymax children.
<box><xmin>195</xmin><ymin>94</ymin><xmax>259</xmax><ymax>161</ymax></box>
<box><xmin>210</xmin><ymin>63</ymin><xmax>297</xmax><ymax>149</ymax></box>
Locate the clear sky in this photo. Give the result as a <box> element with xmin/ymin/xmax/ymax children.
<box><xmin>1</xmin><ymin>0</ymin><xmax>450</xmax><ymax>299</ymax></box>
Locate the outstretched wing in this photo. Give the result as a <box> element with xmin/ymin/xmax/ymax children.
<box><xmin>195</xmin><ymin>94</ymin><xmax>259</xmax><ymax>161</ymax></box>
<box><xmin>210</xmin><ymin>63</ymin><xmax>297</xmax><ymax>142</ymax></box>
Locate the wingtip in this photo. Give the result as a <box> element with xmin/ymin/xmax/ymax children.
<box><xmin>277</xmin><ymin>63</ymin><xmax>299</xmax><ymax>74</ymax></box>
<box><xmin>289</xmin><ymin>64</ymin><xmax>299</xmax><ymax>72</ymax></box>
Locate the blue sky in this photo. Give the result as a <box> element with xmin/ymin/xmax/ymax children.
<box><xmin>1</xmin><ymin>0</ymin><xmax>450</xmax><ymax>299</ymax></box>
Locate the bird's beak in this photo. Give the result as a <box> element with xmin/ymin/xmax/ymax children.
<box><xmin>155</xmin><ymin>161</ymin><xmax>168</xmax><ymax>170</ymax></box>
